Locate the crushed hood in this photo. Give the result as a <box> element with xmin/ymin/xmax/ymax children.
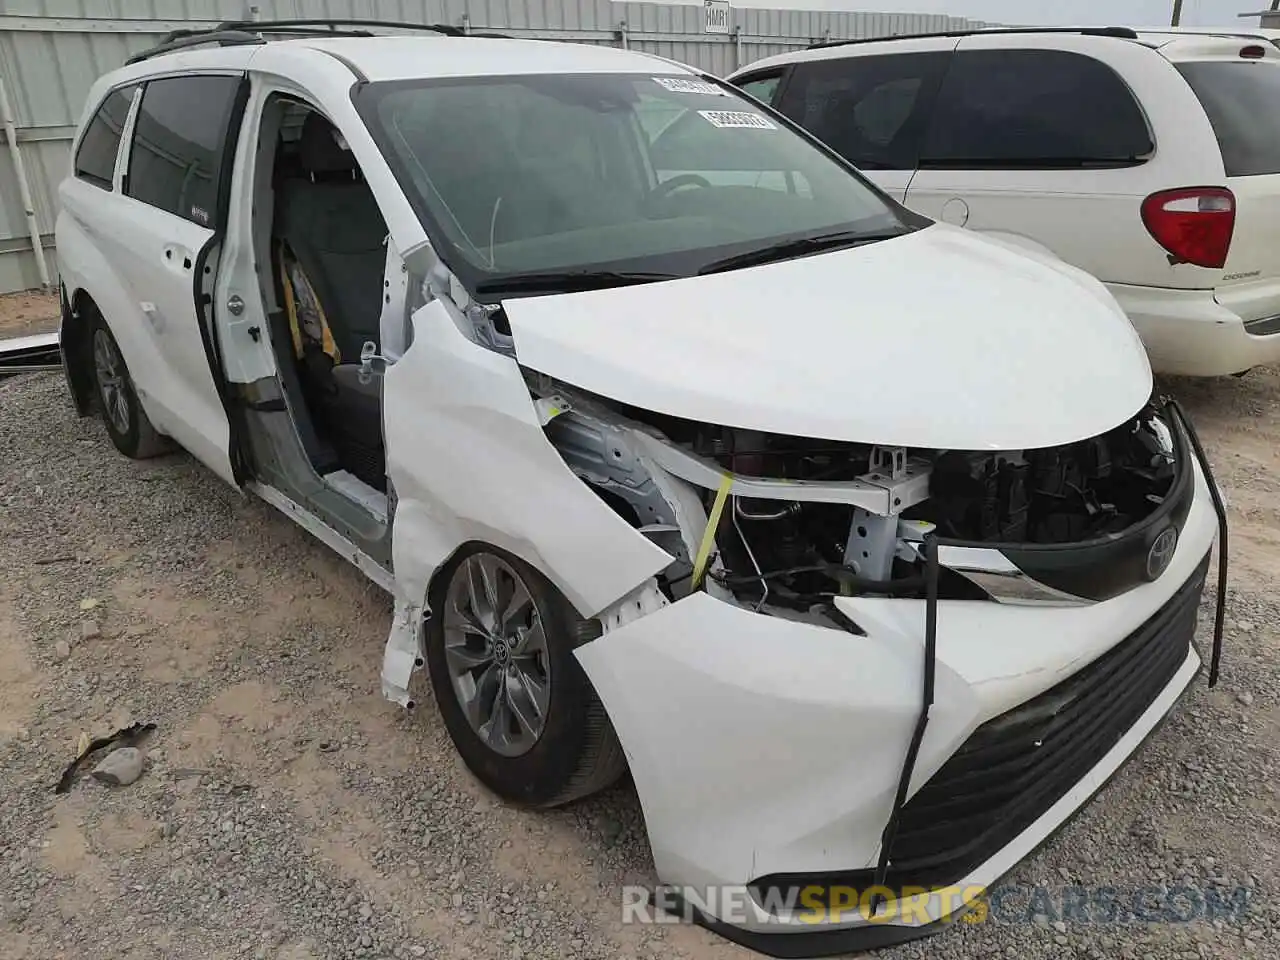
<box><xmin>501</xmin><ymin>223</ymin><xmax>1153</xmax><ymax>451</ymax></box>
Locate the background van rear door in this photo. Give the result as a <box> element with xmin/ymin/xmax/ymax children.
<box><xmin>904</xmin><ymin>38</ymin><xmax>1160</xmax><ymax>268</ymax></box>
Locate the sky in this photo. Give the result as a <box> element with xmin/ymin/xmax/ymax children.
<box><xmin>700</xmin><ymin>0</ymin><xmax>1267</xmax><ymax>26</ymax></box>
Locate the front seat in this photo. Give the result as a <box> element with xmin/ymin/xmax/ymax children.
<box><xmin>275</xmin><ymin>112</ymin><xmax>389</xmax><ymax>491</ymax></box>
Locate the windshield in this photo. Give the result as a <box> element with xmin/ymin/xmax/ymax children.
<box><xmin>355</xmin><ymin>72</ymin><xmax>913</xmax><ymax>295</ymax></box>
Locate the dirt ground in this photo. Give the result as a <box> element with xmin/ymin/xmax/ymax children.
<box><xmin>1</xmin><ymin>288</ymin><xmax>1277</xmax><ymax>960</ymax></box>
<box><xmin>0</xmin><ymin>290</ymin><xmax>59</xmax><ymax>338</ymax></box>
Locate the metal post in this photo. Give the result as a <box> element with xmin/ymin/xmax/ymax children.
<box><xmin>461</xmin><ymin>12</ymin><xmax>471</xmax><ymax>35</ymax></box>
<box><xmin>1171</xmin><ymin>0</ymin><xmax>1184</xmax><ymax>26</ymax></box>
<box><xmin>733</xmin><ymin>25</ymin><xmax>743</xmax><ymax>71</ymax></box>
<box><xmin>0</xmin><ymin>72</ymin><xmax>50</xmax><ymax>291</ymax></box>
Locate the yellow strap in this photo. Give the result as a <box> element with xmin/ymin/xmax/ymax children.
<box><xmin>691</xmin><ymin>473</ymin><xmax>733</xmax><ymax>590</ymax></box>
<box><xmin>278</xmin><ymin>243</ymin><xmax>304</xmax><ymax>359</ymax></box>
<box><xmin>278</xmin><ymin>242</ymin><xmax>341</xmax><ymax>363</ymax></box>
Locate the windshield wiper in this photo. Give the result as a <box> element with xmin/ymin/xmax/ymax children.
<box><xmin>474</xmin><ymin>270</ymin><xmax>680</xmax><ymax>296</ymax></box>
<box><xmin>697</xmin><ymin>229</ymin><xmax>908</xmax><ymax>275</ymax></box>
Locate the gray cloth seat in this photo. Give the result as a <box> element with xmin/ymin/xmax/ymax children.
<box><xmin>276</xmin><ymin>113</ymin><xmax>388</xmax><ymax>362</ymax></box>
<box><xmin>275</xmin><ymin>113</ymin><xmax>389</xmax><ymax>491</ymax></box>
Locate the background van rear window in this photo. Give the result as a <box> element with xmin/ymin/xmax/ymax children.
<box><xmin>1177</xmin><ymin>61</ymin><xmax>1280</xmax><ymax>177</ymax></box>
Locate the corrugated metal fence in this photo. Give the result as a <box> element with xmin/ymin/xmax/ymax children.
<box><xmin>0</xmin><ymin>0</ymin><xmax>993</xmax><ymax>293</ymax></box>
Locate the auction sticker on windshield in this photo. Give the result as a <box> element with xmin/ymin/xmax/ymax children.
<box><xmin>699</xmin><ymin>110</ymin><xmax>776</xmax><ymax>130</ymax></box>
<box><xmin>652</xmin><ymin>77</ymin><xmax>728</xmax><ymax>96</ymax></box>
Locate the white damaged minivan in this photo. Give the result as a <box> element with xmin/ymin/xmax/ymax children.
<box><xmin>55</xmin><ymin>20</ymin><xmax>1227</xmax><ymax>956</ymax></box>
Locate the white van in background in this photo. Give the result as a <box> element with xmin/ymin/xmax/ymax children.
<box><xmin>730</xmin><ymin>27</ymin><xmax>1280</xmax><ymax>377</ymax></box>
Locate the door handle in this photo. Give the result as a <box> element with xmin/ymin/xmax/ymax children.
<box><xmin>226</xmin><ymin>294</ymin><xmax>245</xmax><ymax>316</ymax></box>
<box><xmin>163</xmin><ymin>245</ymin><xmax>194</xmax><ymax>271</ymax></box>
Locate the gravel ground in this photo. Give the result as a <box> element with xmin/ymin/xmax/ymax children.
<box><xmin>1</xmin><ymin>298</ymin><xmax>1278</xmax><ymax>959</ymax></box>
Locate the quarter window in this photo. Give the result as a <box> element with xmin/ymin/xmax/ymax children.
<box><xmin>776</xmin><ymin>53</ymin><xmax>949</xmax><ymax>171</ymax></box>
<box><xmin>1176</xmin><ymin>61</ymin><xmax>1280</xmax><ymax>177</ymax></box>
<box><xmin>736</xmin><ymin>73</ymin><xmax>783</xmax><ymax>105</ymax></box>
<box><xmin>73</xmin><ymin>85</ymin><xmax>137</xmax><ymax>190</ymax></box>
<box><xmin>125</xmin><ymin>75</ymin><xmax>242</xmax><ymax>227</ymax></box>
<box><xmin>920</xmin><ymin>50</ymin><xmax>1152</xmax><ymax>168</ymax></box>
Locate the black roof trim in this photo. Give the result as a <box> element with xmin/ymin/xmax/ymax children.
<box><xmin>806</xmin><ymin>26</ymin><xmax>1140</xmax><ymax>51</ymax></box>
<box><xmin>125</xmin><ymin>18</ymin><xmax>512</xmax><ymax>66</ymax></box>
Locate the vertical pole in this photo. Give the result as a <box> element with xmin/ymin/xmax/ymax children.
<box><xmin>1170</xmin><ymin>0</ymin><xmax>1184</xmax><ymax>26</ymax></box>
<box><xmin>618</xmin><ymin>19</ymin><xmax>629</xmax><ymax>49</ymax></box>
<box><xmin>0</xmin><ymin>72</ymin><xmax>50</xmax><ymax>290</ymax></box>
<box><xmin>733</xmin><ymin>25</ymin><xmax>743</xmax><ymax>71</ymax></box>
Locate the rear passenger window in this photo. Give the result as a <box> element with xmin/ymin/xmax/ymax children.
<box><xmin>125</xmin><ymin>75</ymin><xmax>242</xmax><ymax>227</ymax></box>
<box><xmin>74</xmin><ymin>85</ymin><xmax>136</xmax><ymax>190</ymax></box>
<box><xmin>921</xmin><ymin>50</ymin><xmax>1153</xmax><ymax>168</ymax></box>
<box><xmin>1177</xmin><ymin>61</ymin><xmax>1280</xmax><ymax>177</ymax></box>
<box><xmin>776</xmin><ymin>53</ymin><xmax>949</xmax><ymax>171</ymax></box>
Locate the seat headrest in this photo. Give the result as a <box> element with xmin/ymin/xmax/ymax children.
<box><xmin>299</xmin><ymin>112</ymin><xmax>356</xmax><ymax>175</ymax></box>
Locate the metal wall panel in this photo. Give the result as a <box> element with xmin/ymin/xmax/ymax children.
<box><xmin>0</xmin><ymin>0</ymin><xmax>993</xmax><ymax>292</ymax></box>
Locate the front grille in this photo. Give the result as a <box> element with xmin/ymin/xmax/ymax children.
<box><xmin>752</xmin><ymin>556</ymin><xmax>1208</xmax><ymax>902</ymax></box>
<box><xmin>881</xmin><ymin>555</ymin><xmax>1208</xmax><ymax>889</ymax></box>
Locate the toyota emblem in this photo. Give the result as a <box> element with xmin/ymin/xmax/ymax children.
<box><xmin>1145</xmin><ymin>526</ymin><xmax>1178</xmax><ymax>582</ymax></box>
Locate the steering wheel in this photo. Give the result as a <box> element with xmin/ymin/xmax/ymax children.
<box><xmin>648</xmin><ymin>173</ymin><xmax>713</xmax><ymax>203</ymax></box>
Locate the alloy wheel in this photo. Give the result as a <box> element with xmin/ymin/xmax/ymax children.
<box><xmin>441</xmin><ymin>552</ymin><xmax>552</xmax><ymax>757</ymax></box>
<box><xmin>92</xmin><ymin>328</ymin><xmax>130</xmax><ymax>435</ymax></box>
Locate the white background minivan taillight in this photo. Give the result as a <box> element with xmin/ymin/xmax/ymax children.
<box><xmin>1140</xmin><ymin>187</ymin><xmax>1236</xmax><ymax>269</ymax></box>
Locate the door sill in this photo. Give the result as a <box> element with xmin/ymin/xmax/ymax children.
<box><xmin>323</xmin><ymin>469</ymin><xmax>388</xmax><ymax>519</ymax></box>
<box><xmin>248</xmin><ymin>481</ymin><xmax>394</xmax><ymax>593</ymax></box>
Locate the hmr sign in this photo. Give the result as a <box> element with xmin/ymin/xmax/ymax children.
<box><xmin>703</xmin><ymin>0</ymin><xmax>732</xmax><ymax>34</ymax></box>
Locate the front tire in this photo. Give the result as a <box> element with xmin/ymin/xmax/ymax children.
<box><xmin>90</xmin><ymin>312</ymin><xmax>167</xmax><ymax>460</ymax></box>
<box><xmin>424</xmin><ymin>545</ymin><xmax>627</xmax><ymax>807</ymax></box>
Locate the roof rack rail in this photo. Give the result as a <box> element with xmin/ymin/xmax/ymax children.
<box><xmin>213</xmin><ymin>18</ymin><xmax>470</xmax><ymax>38</ymax></box>
<box><xmin>807</xmin><ymin>25</ymin><xmax>1140</xmax><ymax>51</ymax></box>
<box><xmin>125</xmin><ymin>18</ymin><xmax>507</xmax><ymax>65</ymax></box>
<box><xmin>125</xmin><ymin>29</ymin><xmax>264</xmax><ymax>65</ymax></box>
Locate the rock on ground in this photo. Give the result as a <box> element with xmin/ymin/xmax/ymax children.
<box><xmin>91</xmin><ymin>747</ymin><xmax>145</xmax><ymax>787</ymax></box>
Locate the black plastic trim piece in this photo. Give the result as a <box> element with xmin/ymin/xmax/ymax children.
<box><xmin>868</xmin><ymin>534</ymin><xmax>937</xmax><ymax>914</ymax></box>
<box><xmin>807</xmin><ymin>26</ymin><xmax>1140</xmax><ymax>51</ymax></box>
<box><xmin>680</xmin><ymin>659</ymin><xmax>1198</xmax><ymax>958</ymax></box>
<box><xmin>214</xmin><ymin>18</ymin><xmax>467</xmax><ymax>37</ymax></box>
<box><xmin>945</xmin><ymin>404</ymin><xmax>1196</xmax><ymax>602</ymax></box>
<box><xmin>125</xmin><ymin>30</ymin><xmax>265</xmax><ymax>65</ymax></box>
<box><xmin>1244</xmin><ymin>314</ymin><xmax>1280</xmax><ymax>336</ymax></box>
<box><xmin>1167</xmin><ymin>399</ymin><xmax>1228</xmax><ymax>686</ymax></box>
<box><xmin>56</xmin><ymin>286</ymin><xmax>90</xmax><ymax>414</ymax></box>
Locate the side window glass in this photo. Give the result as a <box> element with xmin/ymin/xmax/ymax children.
<box><xmin>73</xmin><ymin>85</ymin><xmax>137</xmax><ymax>190</ymax></box>
<box><xmin>921</xmin><ymin>49</ymin><xmax>1153</xmax><ymax>167</ymax></box>
<box><xmin>737</xmin><ymin>73</ymin><xmax>783</xmax><ymax>105</ymax></box>
<box><xmin>126</xmin><ymin>75</ymin><xmax>242</xmax><ymax>227</ymax></box>
<box><xmin>777</xmin><ymin>53</ymin><xmax>948</xmax><ymax>171</ymax></box>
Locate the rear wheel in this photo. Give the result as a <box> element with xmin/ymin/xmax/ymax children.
<box><xmin>90</xmin><ymin>313</ymin><xmax>167</xmax><ymax>460</ymax></box>
<box><xmin>424</xmin><ymin>545</ymin><xmax>627</xmax><ymax>807</ymax></box>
